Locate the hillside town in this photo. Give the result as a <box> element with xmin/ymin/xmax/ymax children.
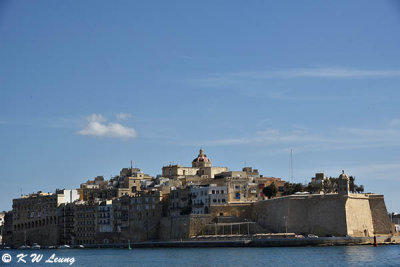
<box><xmin>0</xmin><ymin>149</ymin><xmax>398</xmax><ymax>248</ymax></box>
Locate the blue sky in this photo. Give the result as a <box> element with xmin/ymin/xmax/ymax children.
<box><xmin>1</xmin><ymin>1</ymin><xmax>400</xmax><ymax>212</ymax></box>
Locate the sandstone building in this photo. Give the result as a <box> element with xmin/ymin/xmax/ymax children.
<box><xmin>162</xmin><ymin>149</ymin><xmax>228</xmax><ymax>181</ymax></box>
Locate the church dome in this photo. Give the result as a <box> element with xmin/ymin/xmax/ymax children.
<box><xmin>192</xmin><ymin>148</ymin><xmax>211</xmax><ymax>164</ymax></box>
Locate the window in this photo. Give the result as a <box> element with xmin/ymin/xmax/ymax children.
<box><xmin>213</xmin><ymin>199</ymin><xmax>217</xmax><ymax>203</ymax></box>
<box><xmin>222</xmin><ymin>199</ymin><xmax>226</xmax><ymax>203</ymax></box>
<box><xmin>235</xmin><ymin>193</ymin><xmax>240</xmax><ymax>199</ymax></box>
<box><xmin>212</xmin><ymin>190</ymin><xmax>215</xmax><ymax>194</ymax></box>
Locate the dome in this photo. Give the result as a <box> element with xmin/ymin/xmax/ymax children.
<box><xmin>192</xmin><ymin>148</ymin><xmax>212</xmax><ymax>167</ymax></box>
<box><xmin>339</xmin><ymin>170</ymin><xmax>349</xmax><ymax>180</ymax></box>
<box><xmin>192</xmin><ymin>149</ymin><xmax>210</xmax><ymax>163</ymax></box>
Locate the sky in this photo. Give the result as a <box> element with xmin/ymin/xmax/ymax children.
<box><xmin>1</xmin><ymin>1</ymin><xmax>400</xmax><ymax>212</ymax></box>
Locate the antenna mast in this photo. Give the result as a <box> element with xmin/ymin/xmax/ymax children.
<box><xmin>290</xmin><ymin>149</ymin><xmax>294</xmax><ymax>182</ymax></box>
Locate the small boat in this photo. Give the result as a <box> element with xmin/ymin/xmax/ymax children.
<box><xmin>58</xmin><ymin>244</ymin><xmax>70</xmax><ymax>249</ymax></box>
<box><xmin>19</xmin><ymin>245</ymin><xmax>30</xmax><ymax>249</ymax></box>
<box><xmin>78</xmin><ymin>245</ymin><xmax>85</xmax><ymax>249</ymax></box>
<box><xmin>31</xmin><ymin>243</ymin><xmax>41</xmax><ymax>249</ymax></box>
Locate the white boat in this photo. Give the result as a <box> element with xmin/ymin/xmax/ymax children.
<box><xmin>78</xmin><ymin>245</ymin><xmax>85</xmax><ymax>249</ymax></box>
<box><xmin>31</xmin><ymin>243</ymin><xmax>41</xmax><ymax>249</ymax></box>
<box><xmin>58</xmin><ymin>244</ymin><xmax>71</xmax><ymax>249</ymax></box>
<box><xmin>19</xmin><ymin>245</ymin><xmax>30</xmax><ymax>249</ymax></box>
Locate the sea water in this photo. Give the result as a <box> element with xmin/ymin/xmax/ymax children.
<box><xmin>1</xmin><ymin>245</ymin><xmax>400</xmax><ymax>266</ymax></box>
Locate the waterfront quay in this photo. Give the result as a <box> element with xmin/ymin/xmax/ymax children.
<box><xmin>3</xmin><ymin>236</ymin><xmax>397</xmax><ymax>250</ymax></box>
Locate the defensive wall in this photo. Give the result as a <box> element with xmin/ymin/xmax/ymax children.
<box><xmin>253</xmin><ymin>193</ymin><xmax>391</xmax><ymax>237</ymax></box>
<box><xmin>159</xmin><ymin>215</ymin><xmax>212</xmax><ymax>240</ymax></box>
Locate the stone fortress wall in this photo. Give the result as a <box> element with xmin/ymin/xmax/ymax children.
<box><xmin>253</xmin><ymin>193</ymin><xmax>391</xmax><ymax>237</ymax></box>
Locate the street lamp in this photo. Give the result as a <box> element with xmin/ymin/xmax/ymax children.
<box><xmin>283</xmin><ymin>216</ymin><xmax>288</xmax><ymax>235</ymax></box>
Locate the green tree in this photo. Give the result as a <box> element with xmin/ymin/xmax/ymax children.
<box><xmin>306</xmin><ymin>182</ymin><xmax>322</xmax><ymax>194</ymax></box>
<box><xmin>263</xmin><ymin>182</ymin><xmax>278</xmax><ymax>199</ymax></box>
<box><xmin>293</xmin><ymin>183</ymin><xmax>304</xmax><ymax>193</ymax></box>
<box><xmin>355</xmin><ymin>185</ymin><xmax>364</xmax><ymax>193</ymax></box>
<box><xmin>349</xmin><ymin>176</ymin><xmax>355</xmax><ymax>193</ymax></box>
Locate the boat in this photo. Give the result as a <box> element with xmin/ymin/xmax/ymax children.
<box><xmin>18</xmin><ymin>245</ymin><xmax>30</xmax><ymax>249</ymax></box>
<box><xmin>58</xmin><ymin>244</ymin><xmax>71</xmax><ymax>249</ymax></box>
<box><xmin>31</xmin><ymin>243</ymin><xmax>41</xmax><ymax>249</ymax></box>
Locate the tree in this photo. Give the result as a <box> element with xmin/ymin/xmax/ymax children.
<box><xmin>355</xmin><ymin>185</ymin><xmax>364</xmax><ymax>194</ymax></box>
<box><xmin>349</xmin><ymin>176</ymin><xmax>355</xmax><ymax>193</ymax></box>
<box><xmin>263</xmin><ymin>182</ymin><xmax>278</xmax><ymax>199</ymax></box>
<box><xmin>306</xmin><ymin>182</ymin><xmax>322</xmax><ymax>194</ymax></box>
<box><xmin>293</xmin><ymin>183</ymin><xmax>304</xmax><ymax>193</ymax></box>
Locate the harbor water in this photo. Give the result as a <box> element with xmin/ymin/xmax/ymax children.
<box><xmin>1</xmin><ymin>245</ymin><xmax>400</xmax><ymax>266</ymax></box>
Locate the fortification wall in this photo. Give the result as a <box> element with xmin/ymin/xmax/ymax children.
<box><xmin>210</xmin><ymin>204</ymin><xmax>253</xmax><ymax>219</ymax></box>
<box><xmin>253</xmin><ymin>194</ymin><xmax>348</xmax><ymax>237</ymax></box>
<box><xmin>160</xmin><ymin>215</ymin><xmax>212</xmax><ymax>240</ymax></box>
<box><xmin>368</xmin><ymin>195</ymin><xmax>391</xmax><ymax>235</ymax></box>
<box><xmin>345</xmin><ymin>196</ymin><xmax>374</xmax><ymax>236</ymax></box>
<box><xmin>253</xmin><ymin>193</ymin><xmax>391</xmax><ymax>237</ymax></box>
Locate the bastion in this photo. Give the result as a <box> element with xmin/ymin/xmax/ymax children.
<box><xmin>253</xmin><ymin>193</ymin><xmax>391</xmax><ymax>237</ymax></box>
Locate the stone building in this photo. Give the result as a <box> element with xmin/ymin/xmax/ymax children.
<box><xmin>191</xmin><ymin>184</ymin><xmax>228</xmax><ymax>214</ymax></box>
<box><xmin>78</xmin><ymin>167</ymin><xmax>153</xmax><ymax>202</ymax></box>
<box><xmin>11</xmin><ymin>189</ymin><xmax>79</xmax><ymax>246</ymax></box>
<box><xmin>74</xmin><ymin>201</ymin><xmax>98</xmax><ymax>245</ymax></box>
<box><xmin>257</xmin><ymin>177</ymin><xmax>286</xmax><ymax>198</ymax></box>
<box><xmin>127</xmin><ymin>191</ymin><xmax>165</xmax><ymax>241</ymax></box>
<box><xmin>311</xmin><ymin>173</ymin><xmax>327</xmax><ymax>185</ymax></box>
<box><xmin>2</xmin><ymin>211</ymin><xmax>13</xmax><ymax>246</ymax></box>
<box><xmin>112</xmin><ymin>195</ymin><xmax>130</xmax><ymax>237</ymax></box>
<box><xmin>58</xmin><ymin>203</ymin><xmax>76</xmax><ymax>245</ymax></box>
<box><xmin>96</xmin><ymin>200</ymin><xmax>114</xmax><ymax>244</ymax></box>
<box><xmin>98</xmin><ymin>200</ymin><xmax>113</xmax><ymax>233</ymax></box>
<box><xmin>169</xmin><ymin>187</ymin><xmax>192</xmax><ymax>216</ymax></box>
<box><xmin>215</xmin><ymin>176</ymin><xmax>259</xmax><ymax>203</ymax></box>
<box><xmin>162</xmin><ymin>149</ymin><xmax>228</xmax><ymax>180</ymax></box>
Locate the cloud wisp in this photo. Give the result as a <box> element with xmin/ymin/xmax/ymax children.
<box><xmin>202</xmin><ymin>122</ymin><xmax>400</xmax><ymax>154</ymax></box>
<box><xmin>78</xmin><ymin>114</ymin><xmax>137</xmax><ymax>139</ymax></box>
<box><xmin>194</xmin><ymin>67</ymin><xmax>400</xmax><ymax>87</ymax></box>
<box><xmin>116</xmin><ymin>113</ymin><xmax>132</xmax><ymax>121</ymax></box>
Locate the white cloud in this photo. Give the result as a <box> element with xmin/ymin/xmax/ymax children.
<box><xmin>194</xmin><ymin>67</ymin><xmax>400</xmax><ymax>87</ymax></box>
<box><xmin>116</xmin><ymin>113</ymin><xmax>132</xmax><ymax>121</ymax></box>
<box><xmin>78</xmin><ymin>113</ymin><xmax>137</xmax><ymax>139</ymax></box>
<box><xmin>87</xmin><ymin>114</ymin><xmax>107</xmax><ymax>123</ymax></box>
